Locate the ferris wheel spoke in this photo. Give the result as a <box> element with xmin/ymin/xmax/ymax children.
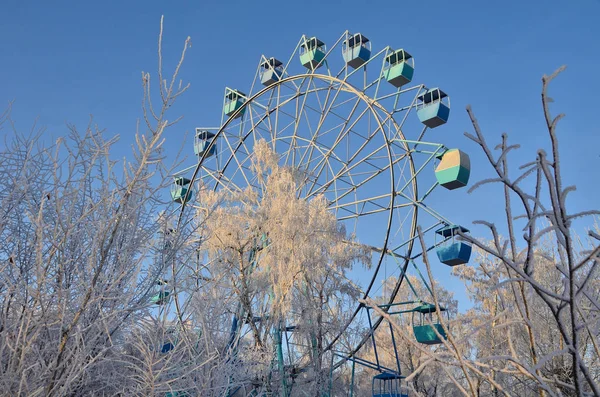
<box><xmin>270</xmin><ymin>83</ymin><xmax>283</xmax><ymax>154</ymax></box>
<box><xmin>250</xmin><ymin>101</ymin><xmax>285</xmax><ymax>146</ymax></box>
<box><xmin>289</xmin><ymin>110</ymin><xmax>337</xmax><ymax>179</ymax></box>
<box><xmin>390</xmin><ymin>88</ymin><xmax>422</xmax><ymax>133</ymax></box>
<box><xmin>305</xmin><ymin>140</ymin><xmax>389</xmax><ymax>200</ymax></box>
<box><xmin>396</xmin><ymin>190</ymin><xmax>450</xmax><ymax>226</ymax></box>
<box><xmin>285</xmin><ymin>79</ymin><xmax>316</xmax><ymax>167</ymax></box>
<box><xmin>197</xmin><ymin>165</ymin><xmax>244</xmax><ymax>197</ymax></box>
<box><xmin>329</xmin><ymin>95</ymin><xmax>361</xmax><ymax>112</ymax></box>
<box><xmin>393</xmin><ymin>149</ymin><xmax>440</xmax><ymax>201</ymax></box>
<box><xmin>300</xmin><ymin>140</ymin><xmax>365</xmax><ymax>200</ymax></box>
<box><xmin>308</xmin><ymin>76</ymin><xmax>330</xmax><ymax>122</ymax></box>
<box><xmin>333</xmin><ymin>196</ymin><xmax>413</xmax><ymax>218</ymax></box>
<box><xmin>304</xmin><ymin>164</ymin><xmax>384</xmax><ymax>215</ymax></box>
<box><xmin>290</xmin><ymin>78</ymin><xmax>358</xmax><ymax>175</ymax></box>
<box><xmin>311</xmin><ymin>76</ymin><xmax>345</xmax><ymax>128</ymax></box>
<box><xmin>304</xmin><ymin>114</ymin><xmax>392</xmax><ymax>199</ymax></box>
<box><xmin>335</xmin><ymin>153</ymin><xmax>409</xmax><ymax>204</ymax></box>
<box><xmin>296</xmin><ymin>100</ymin><xmax>368</xmax><ymax>194</ymax></box>
<box><xmin>293</xmin><ymin>130</ymin><xmax>335</xmax><ymax>187</ymax></box>
<box><xmin>296</xmin><ymin>99</ymin><xmax>366</xmax><ymax>180</ymax></box>
<box><xmin>217</xmin><ymin>102</ymin><xmax>288</xmax><ymax>191</ymax></box>
<box><xmin>337</xmin><ymin>203</ymin><xmax>414</xmax><ymax>222</ymax></box>
<box><xmin>336</xmin><ymin>202</ymin><xmax>382</xmax><ymax>221</ymax></box>
<box><xmin>218</xmin><ymin>130</ymin><xmax>255</xmax><ymax>191</ymax></box>
<box><xmin>392</xmin><ymin>211</ymin><xmax>418</xmax><ymax>255</ymax></box>
<box><xmin>249</xmin><ymin>102</ymin><xmax>273</xmax><ymax>146</ymax></box>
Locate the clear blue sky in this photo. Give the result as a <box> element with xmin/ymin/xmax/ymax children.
<box><xmin>2</xmin><ymin>0</ymin><xmax>598</xmax><ymax>308</ymax></box>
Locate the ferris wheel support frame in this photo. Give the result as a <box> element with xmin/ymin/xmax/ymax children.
<box><xmin>163</xmin><ymin>31</ymin><xmax>469</xmax><ymax>393</ymax></box>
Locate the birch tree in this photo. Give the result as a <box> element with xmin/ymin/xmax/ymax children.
<box><xmin>194</xmin><ymin>139</ymin><xmax>370</xmax><ymax>395</ymax></box>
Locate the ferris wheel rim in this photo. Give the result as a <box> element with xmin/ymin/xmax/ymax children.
<box><xmin>177</xmin><ymin>72</ymin><xmax>418</xmax><ymax>286</ymax></box>
<box><xmin>172</xmin><ymin>72</ymin><xmax>421</xmax><ymax>375</ymax></box>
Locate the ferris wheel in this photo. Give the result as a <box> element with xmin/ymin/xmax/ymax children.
<box><xmin>162</xmin><ymin>31</ymin><xmax>473</xmax><ymax>396</ymax></box>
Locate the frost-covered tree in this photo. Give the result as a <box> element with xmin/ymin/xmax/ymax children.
<box><xmin>193</xmin><ymin>139</ymin><xmax>370</xmax><ymax>395</ymax></box>
<box><xmin>0</xmin><ymin>17</ymin><xmax>220</xmax><ymax>396</ymax></box>
<box><xmin>456</xmin><ymin>66</ymin><xmax>600</xmax><ymax>396</ymax></box>
<box><xmin>454</xmin><ymin>238</ymin><xmax>600</xmax><ymax>396</ymax></box>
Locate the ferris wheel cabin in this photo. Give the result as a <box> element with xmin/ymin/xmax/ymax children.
<box><xmin>165</xmin><ymin>391</ymin><xmax>188</xmax><ymax>397</ymax></box>
<box><xmin>161</xmin><ymin>341</ymin><xmax>175</xmax><ymax>353</ymax></box>
<box><xmin>161</xmin><ymin>325</ymin><xmax>178</xmax><ymax>354</ymax></box>
<box><xmin>372</xmin><ymin>372</ymin><xmax>408</xmax><ymax>397</ymax></box>
<box><xmin>300</xmin><ymin>36</ymin><xmax>326</xmax><ymax>70</ymax></box>
<box><xmin>150</xmin><ymin>290</ymin><xmax>170</xmax><ymax>305</ymax></box>
<box><xmin>255</xmin><ymin>232</ymin><xmax>270</xmax><ymax>251</ymax></box>
<box><xmin>435</xmin><ymin>149</ymin><xmax>471</xmax><ymax>190</ymax></box>
<box><xmin>417</xmin><ymin>88</ymin><xmax>450</xmax><ymax>128</ymax></box>
<box><xmin>383</xmin><ymin>49</ymin><xmax>414</xmax><ymax>88</ymax></box>
<box><xmin>435</xmin><ymin>225</ymin><xmax>472</xmax><ymax>266</ymax></box>
<box><xmin>342</xmin><ymin>33</ymin><xmax>371</xmax><ymax>69</ymax></box>
<box><xmin>223</xmin><ymin>88</ymin><xmax>246</xmax><ymax>119</ymax></box>
<box><xmin>412</xmin><ymin>303</ymin><xmax>448</xmax><ymax>345</ymax></box>
<box><xmin>260</xmin><ymin>57</ymin><xmax>283</xmax><ymax>86</ymax></box>
<box><xmin>171</xmin><ymin>177</ymin><xmax>193</xmax><ymax>204</ymax></box>
<box><xmin>194</xmin><ymin>129</ymin><xmax>216</xmax><ymax>158</ymax></box>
